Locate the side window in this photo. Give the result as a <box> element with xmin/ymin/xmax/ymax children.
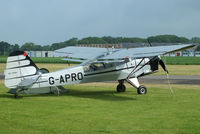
<box><xmin>83</xmin><ymin>63</ymin><xmax>105</xmax><ymax>72</ymax></box>
<box><xmin>83</xmin><ymin>62</ymin><xmax>122</xmax><ymax>72</ymax></box>
<box><xmin>83</xmin><ymin>66</ymin><xmax>90</xmax><ymax>72</ymax></box>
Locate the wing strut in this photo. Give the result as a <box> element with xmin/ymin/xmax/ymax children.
<box><xmin>125</xmin><ymin>58</ymin><xmax>145</xmax><ymax>90</ymax></box>
<box><xmin>127</xmin><ymin>58</ymin><xmax>145</xmax><ymax>79</ymax></box>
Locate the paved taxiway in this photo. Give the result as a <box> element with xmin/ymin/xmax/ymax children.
<box><xmin>139</xmin><ymin>75</ymin><xmax>200</xmax><ymax>85</ymax></box>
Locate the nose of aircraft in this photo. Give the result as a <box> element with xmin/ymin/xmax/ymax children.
<box><xmin>158</xmin><ymin>58</ymin><xmax>168</xmax><ymax>74</ymax></box>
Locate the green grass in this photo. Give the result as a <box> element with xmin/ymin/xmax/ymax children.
<box><xmin>1</xmin><ymin>63</ymin><xmax>200</xmax><ymax>75</ymax></box>
<box><xmin>162</xmin><ymin>56</ymin><xmax>200</xmax><ymax>65</ymax></box>
<box><xmin>0</xmin><ymin>81</ymin><xmax>200</xmax><ymax>134</ymax></box>
<box><xmin>155</xmin><ymin>65</ymin><xmax>200</xmax><ymax>75</ymax></box>
<box><xmin>0</xmin><ymin>56</ymin><xmax>7</xmax><ymax>63</ymax></box>
<box><xmin>32</xmin><ymin>57</ymin><xmax>67</xmax><ymax>63</ymax></box>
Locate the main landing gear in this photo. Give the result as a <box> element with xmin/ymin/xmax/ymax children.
<box><xmin>117</xmin><ymin>80</ymin><xmax>126</xmax><ymax>92</ymax></box>
<box><xmin>137</xmin><ymin>85</ymin><xmax>147</xmax><ymax>94</ymax></box>
<box><xmin>116</xmin><ymin>78</ymin><xmax>147</xmax><ymax>95</ymax></box>
<box><xmin>14</xmin><ymin>93</ymin><xmax>18</xmax><ymax>98</ymax></box>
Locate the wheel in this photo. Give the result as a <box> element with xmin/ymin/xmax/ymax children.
<box><xmin>14</xmin><ymin>94</ymin><xmax>18</xmax><ymax>98</ymax></box>
<box><xmin>117</xmin><ymin>84</ymin><xmax>126</xmax><ymax>92</ymax></box>
<box><xmin>137</xmin><ymin>85</ymin><xmax>147</xmax><ymax>94</ymax></box>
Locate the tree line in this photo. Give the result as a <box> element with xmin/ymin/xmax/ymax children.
<box><xmin>0</xmin><ymin>35</ymin><xmax>200</xmax><ymax>55</ymax></box>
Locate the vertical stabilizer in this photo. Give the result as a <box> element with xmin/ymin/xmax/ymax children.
<box><xmin>4</xmin><ymin>51</ymin><xmax>39</xmax><ymax>89</ymax></box>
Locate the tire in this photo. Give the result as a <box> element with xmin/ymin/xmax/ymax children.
<box><xmin>137</xmin><ymin>85</ymin><xmax>147</xmax><ymax>94</ymax></box>
<box><xmin>14</xmin><ymin>94</ymin><xmax>18</xmax><ymax>98</ymax></box>
<box><xmin>117</xmin><ymin>84</ymin><xmax>126</xmax><ymax>92</ymax></box>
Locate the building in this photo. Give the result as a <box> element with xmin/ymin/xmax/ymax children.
<box><xmin>25</xmin><ymin>51</ymin><xmax>54</xmax><ymax>57</ymax></box>
<box><xmin>77</xmin><ymin>44</ymin><xmax>123</xmax><ymax>48</ymax></box>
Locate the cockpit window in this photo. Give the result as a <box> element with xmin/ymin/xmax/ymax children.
<box><xmin>83</xmin><ymin>62</ymin><xmax>122</xmax><ymax>72</ymax></box>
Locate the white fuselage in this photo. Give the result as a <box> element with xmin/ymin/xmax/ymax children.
<box><xmin>29</xmin><ymin>58</ymin><xmax>152</xmax><ymax>89</ymax></box>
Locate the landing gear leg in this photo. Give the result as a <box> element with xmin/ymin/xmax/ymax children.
<box><xmin>14</xmin><ymin>93</ymin><xmax>18</xmax><ymax>98</ymax></box>
<box><xmin>116</xmin><ymin>80</ymin><xmax>126</xmax><ymax>92</ymax></box>
<box><xmin>126</xmin><ymin>77</ymin><xmax>147</xmax><ymax>95</ymax></box>
<box><xmin>55</xmin><ymin>86</ymin><xmax>60</xmax><ymax>96</ymax></box>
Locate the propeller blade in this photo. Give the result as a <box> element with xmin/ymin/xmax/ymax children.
<box><xmin>147</xmin><ymin>39</ymin><xmax>152</xmax><ymax>47</ymax></box>
<box><xmin>157</xmin><ymin>57</ymin><xmax>173</xmax><ymax>96</ymax></box>
<box><xmin>159</xmin><ymin>59</ymin><xmax>169</xmax><ymax>74</ymax></box>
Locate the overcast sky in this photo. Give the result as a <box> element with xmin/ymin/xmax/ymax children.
<box><xmin>0</xmin><ymin>0</ymin><xmax>200</xmax><ymax>46</ymax></box>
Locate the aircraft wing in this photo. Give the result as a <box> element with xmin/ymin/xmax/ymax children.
<box><xmin>54</xmin><ymin>44</ymin><xmax>196</xmax><ymax>63</ymax></box>
<box><xmin>100</xmin><ymin>44</ymin><xmax>196</xmax><ymax>59</ymax></box>
<box><xmin>54</xmin><ymin>46</ymin><xmax>119</xmax><ymax>60</ymax></box>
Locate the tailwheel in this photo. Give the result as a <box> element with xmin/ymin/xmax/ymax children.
<box><xmin>116</xmin><ymin>84</ymin><xmax>126</xmax><ymax>92</ymax></box>
<box><xmin>137</xmin><ymin>85</ymin><xmax>147</xmax><ymax>94</ymax></box>
<box><xmin>14</xmin><ymin>93</ymin><xmax>18</xmax><ymax>98</ymax></box>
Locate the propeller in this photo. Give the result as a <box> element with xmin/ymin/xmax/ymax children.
<box><xmin>157</xmin><ymin>56</ymin><xmax>174</xmax><ymax>96</ymax></box>
<box><xmin>147</xmin><ymin>39</ymin><xmax>152</xmax><ymax>47</ymax></box>
<box><xmin>157</xmin><ymin>57</ymin><xmax>174</xmax><ymax>96</ymax></box>
<box><xmin>147</xmin><ymin>39</ymin><xmax>169</xmax><ymax>74</ymax></box>
<box><xmin>159</xmin><ymin>59</ymin><xmax>169</xmax><ymax>74</ymax></box>
<box><xmin>147</xmin><ymin>39</ymin><xmax>173</xmax><ymax>96</ymax></box>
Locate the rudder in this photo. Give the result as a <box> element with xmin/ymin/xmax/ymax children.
<box><xmin>4</xmin><ymin>51</ymin><xmax>39</xmax><ymax>89</ymax></box>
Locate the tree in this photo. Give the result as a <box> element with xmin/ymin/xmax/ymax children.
<box><xmin>21</xmin><ymin>42</ymin><xmax>35</xmax><ymax>51</ymax></box>
<box><xmin>147</xmin><ymin>35</ymin><xmax>190</xmax><ymax>43</ymax></box>
<box><xmin>21</xmin><ymin>42</ymin><xmax>43</xmax><ymax>51</ymax></box>
<box><xmin>9</xmin><ymin>44</ymin><xmax>19</xmax><ymax>53</ymax></box>
<box><xmin>102</xmin><ymin>36</ymin><xmax>115</xmax><ymax>43</ymax></box>
<box><xmin>78</xmin><ymin>37</ymin><xmax>107</xmax><ymax>44</ymax></box>
<box><xmin>13</xmin><ymin>44</ymin><xmax>20</xmax><ymax>51</ymax></box>
<box><xmin>0</xmin><ymin>41</ymin><xmax>11</xmax><ymax>55</ymax></box>
<box><xmin>191</xmin><ymin>37</ymin><xmax>200</xmax><ymax>43</ymax></box>
<box><xmin>102</xmin><ymin>36</ymin><xmax>146</xmax><ymax>44</ymax></box>
<box><xmin>42</xmin><ymin>45</ymin><xmax>51</xmax><ymax>51</ymax></box>
<box><xmin>64</xmin><ymin>37</ymin><xmax>78</xmax><ymax>46</ymax></box>
<box><xmin>50</xmin><ymin>37</ymin><xmax>78</xmax><ymax>50</ymax></box>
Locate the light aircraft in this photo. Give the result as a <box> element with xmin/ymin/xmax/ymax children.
<box><xmin>4</xmin><ymin>44</ymin><xmax>196</xmax><ymax>97</ymax></box>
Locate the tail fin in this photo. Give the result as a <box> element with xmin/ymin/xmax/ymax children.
<box><xmin>4</xmin><ymin>51</ymin><xmax>39</xmax><ymax>89</ymax></box>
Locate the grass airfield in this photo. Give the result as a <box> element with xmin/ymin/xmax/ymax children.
<box><xmin>37</xmin><ymin>63</ymin><xmax>200</xmax><ymax>76</ymax></box>
<box><xmin>0</xmin><ymin>63</ymin><xmax>200</xmax><ymax>134</ymax></box>
<box><xmin>0</xmin><ymin>80</ymin><xmax>200</xmax><ymax>134</ymax></box>
<box><xmin>1</xmin><ymin>63</ymin><xmax>200</xmax><ymax>75</ymax></box>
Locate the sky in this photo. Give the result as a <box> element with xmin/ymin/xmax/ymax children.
<box><xmin>0</xmin><ymin>0</ymin><xmax>200</xmax><ymax>46</ymax></box>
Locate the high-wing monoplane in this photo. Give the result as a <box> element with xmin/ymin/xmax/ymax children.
<box><xmin>4</xmin><ymin>44</ymin><xmax>196</xmax><ymax>97</ymax></box>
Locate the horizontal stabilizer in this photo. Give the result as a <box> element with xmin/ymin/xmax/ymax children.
<box><xmin>62</xmin><ymin>58</ymin><xmax>86</xmax><ymax>63</ymax></box>
<box><xmin>17</xmin><ymin>75</ymin><xmax>40</xmax><ymax>89</ymax></box>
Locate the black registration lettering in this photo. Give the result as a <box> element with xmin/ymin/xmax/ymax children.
<box><xmin>60</xmin><ymin>75</ymin><xmax>65</xmax><ymax>83</ymax></box>
<box><xmin>77</xmin><ymin>72</ymin><xmax>83</xmax><ymax>80</ymax></box>
<box><xmin>65</xmin><ymin>74</ymin><xmax>70</xmax><ymax>82</ymax></box>
<box><xmin>49</xmin><ymin>77</ymin><xmax>55</xmax><ymax>85</ymax></box>
<box><xmin>58</xmin><ymin>72</ymin><xmax>83</xmax><ymax>84</ymax></box>
<box><xmin>71</xmin><ymin>73</ymin><xmax>77</xmax><ymax>81</ymax></box>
